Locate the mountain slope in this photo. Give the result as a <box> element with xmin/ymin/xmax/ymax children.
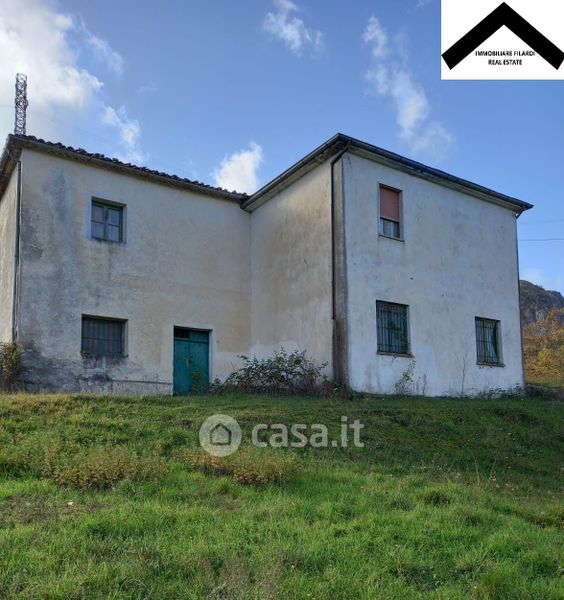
<box><xmin>520</xmin><ymin>280</ymin><xmax>564</xmax><ymax>324</ymax></box>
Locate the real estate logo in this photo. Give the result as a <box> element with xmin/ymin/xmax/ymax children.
<box><xmin>441</xmin><ymin>0</ymin><xmax>564</xmax><ymax>80</ymax></box>
<box><xmin>199</xmin><ymin>414</ymin><xmax>242</xmax><ymax>456</ymax></box>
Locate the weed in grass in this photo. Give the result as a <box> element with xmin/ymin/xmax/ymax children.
<box><xmin>185</xmin><ymin>446</ymin><xmax>300</xmax><ymax>486</ymax></box>
<box><xmin>0</xmin><ymin>494</ymin><xmax>103</xmax><ymax>527</ymax></box>
<box><xmin>44</xmin><ymin>446</ymin><xmax>168</xmax><ymax>490</ymax></box>
<box><xmin>420</xmin><ymin>488</ymin><xmax>452</xmax><ymax>507</ymax></box>
<box><xmin>1</xmin><ymin>437</ymin><xmax>168</xmax><ymax>490</ymax></box>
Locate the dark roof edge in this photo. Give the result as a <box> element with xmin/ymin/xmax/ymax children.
<box><xmin>241</xmin><ymin>134</ymin><xmax>347</xmax><ymax>211</ymax></box>
<box><xmin>0</xmin><ymin>135</ymin><xmax>248</xmax><ymax>203</ymax></box>
<box><xmin>0</xmin><ymin>137</ymin><xmax>21</xmax><ymax>200</ymax></box>
<box><xmin>243</xmin><ymin>133</ymin><xmax>534</xmax><ymax>213</ymax></box>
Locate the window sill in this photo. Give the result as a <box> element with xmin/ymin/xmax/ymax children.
<box><xmin>378</xmin><ymin>233</ymin><xmax>404</xmax><ymax>242</ymax></box>
<box><xmin>81</xmin><ymin>352</ymin><xmax>128</xmax><ymax>361</ymax></box>
<box><xmin>377</xmin><ymin>351</ymin><xmax>413</xmax><ymax>358</ymax></box>
<box><xmin>91</xmin><ymin>237</ymin><xmax>125</xmax><ymax>244</ymax></box>
<box><xmin>477</xmin><ymin>362</ymin><xmax>505</xmax><ymax>368</ymax></box>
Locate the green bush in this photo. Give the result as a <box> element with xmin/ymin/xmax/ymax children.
<box><xmin>0</xmin><ymin>342</ymin><xmax>21</xmax><ymax>391</ymax></box>
<box><xmin>211</xmin><ymin>348</ymin><xmax>329</xmax><ymax>396</ymax></box>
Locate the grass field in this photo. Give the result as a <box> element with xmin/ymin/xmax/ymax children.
<box><xmin>526</xmin><ymin>375</ymin><xmax>564</xmax><ymax>390</ymax></box>
<box><xmin>0</xmin><ymin>392</ymin><xmax>562</xmax><ymax>599</ymax></box>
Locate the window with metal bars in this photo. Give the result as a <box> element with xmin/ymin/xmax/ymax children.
<box><xmin>376</xmin><ymin>301</ymin><xmax>409</xmax><ymax>354</ymax></box>
<box><xmin>475</xmin><ymin>318</ymin><xmax>501</xmax><ymax>365</ymax></box>
<box><xmin>81</xmin><ymin>316</ymin><xmax>126</xmax><ymax>357</ymax></box>
<box><xmin>91</xmin><ymin>200</ymin><xmax>124</xmax><ymax>242</ymax></box>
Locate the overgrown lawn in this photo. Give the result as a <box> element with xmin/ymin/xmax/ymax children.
<box><xmin>0</xmin><ymin>392</ymin><xmax>562</xmax><ymax>599</ymax></box>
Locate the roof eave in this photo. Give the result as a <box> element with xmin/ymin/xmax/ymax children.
<box><xmin>244</xmin><ymin>133</ymin><xmax>533</xmax><ymax>214</ymax></box>
<box><xmin>242</xmin><ymin>134</ymin><xmax>349</xmax><ymax>211</ymax></box>
<box><xmin>0</xmin><ymin>136</ymin><xmax>21</xmax><ymax>199</ymax></box>
<box><xmin>1</xmin><ymin>135</ymin><xmax>247</xmax><ymax>203</ymax></box>
<box><xmin>347</xmin><ymin>138</ymin><xmax>533</xmax><ymax>213</ymax></box>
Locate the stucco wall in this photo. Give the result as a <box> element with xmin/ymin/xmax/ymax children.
<box><xmin>343</xmin><ymin>152</ymin><xmax>523</xmax><ymax>396</ymax></box>
<box><xmin>249</xmin><ymin>161</ymin><xmax>333</xmax><ymax>375</ymax></box>
<box><xmin>0</xmin><ymin>168</ymin><xmax>17</xmax><ymax>342</ymax></box>
<box><xmin>17</xmin><ymin>149</ymin><xmax>251</xmax><ymax>393</ymax></box>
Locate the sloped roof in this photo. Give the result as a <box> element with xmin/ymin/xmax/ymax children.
<box><xmin>243</xmin><ymin>133</ymin><xmax>533</xmax><ymax>213</ymax></box>
<box><xmin>0</xmin><ymin>134</ymin><xmax>248</xmax><ymax>202</ymax></box>
<box><xmin>0</xmin><ymin>132</ymin><xmax>533</xmax><ymax>214</ymax></box>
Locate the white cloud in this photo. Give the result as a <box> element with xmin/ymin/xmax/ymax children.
<box><xmin>213</xmin><ymin>142</ymin><xmax>263</xmax><ymax>194</ymax></box>
<box><xmin>362</xmin><ymin>16</ymin><xmax>454</xmax><ymax>161</ymax></box>
<box><xmin>263</xmin><ymin>0</ymin><xmax>323</xmax><ymax>56</ymax></box>
<box><xmin>102</xmin><ymin>106</ymin><xmax>144</xmax><ymax>163</ymax></box>
<box><xmin>84</xmin><ymin>29</ymin><xmax>124</xmax><ymax>76</ymax></box>
<box><xmin>362</xmin><ymin>14</ymin><xmax>388</xmax><ymax>59</ymax></box>
<box><xmin>0</xmin><ymin>0</ymin><xmax>144</xmax><ymax>163</ymax></box>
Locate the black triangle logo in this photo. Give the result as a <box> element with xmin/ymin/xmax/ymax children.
<box><xmin>442</xmin><ymin>2</ymin><xmax>564</xmax><ymax>69</ymax></box>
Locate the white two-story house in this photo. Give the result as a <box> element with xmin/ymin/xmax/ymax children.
<box><xmin>0</xmin><ymin>133</ymin><xmax>531</xmax><ymax>396</ymax></box>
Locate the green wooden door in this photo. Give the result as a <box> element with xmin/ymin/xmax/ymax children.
<box><xmin>173</xmin><ymin>329</ymin><xmax>210</xmax><ymax>395</ymax></box>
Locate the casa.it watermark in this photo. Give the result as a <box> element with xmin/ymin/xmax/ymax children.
<box><xmin>199</xmin><ymin>414</ymin><xmax>364</xmax><ymax>456</ymax></box>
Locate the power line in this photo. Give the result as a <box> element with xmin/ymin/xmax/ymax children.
<box><xmin>519</xmin><ymin>238</ymin><xmax>564</xmax><ymax>241</ymax></box>
<box><xmin>520</xmin><ymin>218</ymin><xmax>564</xmax><ymax>225</ymax></box>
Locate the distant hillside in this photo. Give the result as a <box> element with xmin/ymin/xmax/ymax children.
<box><xmin>520</xmin><ymin>280</ymin><xmax>564</xmax><ymax>324</ymax></box>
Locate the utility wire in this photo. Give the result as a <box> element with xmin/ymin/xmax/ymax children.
<box><xmin>520</xmin><ymin>218</ymin><xmax>564</xmax><ymax>225</ymax></box>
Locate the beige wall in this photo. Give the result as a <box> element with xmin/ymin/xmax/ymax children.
<box><xmin>249</xmin><ymin>161</ymin><xmax>334</xmax><ymax>375</ymax></box>
<box><xmin>6</xmin><ymin>145</ymin><xmax>525</xmax><ymax>396</ymax></box>
<box><xmin>0</xmin><ymin>167</ymin><xmax>17</xmax><ymax>342</ymax></box>
<box><xmin>343</xmin><ymin>152</ymin><xmax>523</xmax><ymax>396</ymax></box>
<box><xmin>17</xmin><ymin>149</ymin><xmax>251</xmax><ymax>392</ymax></box>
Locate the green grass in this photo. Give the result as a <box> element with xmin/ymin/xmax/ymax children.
<box><xmin>527</xmin><ymin>375</ymin><xmax>564</xmax><ymax>390</ymax></box>
<box><xmin>0</xmin><ymin>392</ymin><xmax>562</xmax><ymax>599</ymax></box>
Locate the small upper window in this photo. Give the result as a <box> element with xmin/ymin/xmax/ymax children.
<box><xmin>81</xmin><ymin>316</ymin><xmax>126</xmax><ymax>357</ymax></box>
<box><xmin>91</xmin><ymin>200</ymin><xmax>123</xmax><ymax>242</ymax></box>
<box><xmin>376</xmin><ymin>301</ymin><xmax>409</xmax><ymax>355</ymax></box>
<box><xmin>379</xmin><ymin>185</ymin><xmax>401</xmax><ymax>239</ymax></box>
<box><xmin>475</xmin><ymin>318</ymin><xmax>502</xmax><ymax>365</ymax></box>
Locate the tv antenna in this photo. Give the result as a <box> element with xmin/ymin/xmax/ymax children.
<box><xmin>14</xmin><ymin>73</ymin><xmax>29</xmax><ymax>135</ymax></box>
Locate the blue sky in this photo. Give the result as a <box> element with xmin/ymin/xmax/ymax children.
<box><xmin>0</xmin><ymin>0</ymin><xmax>562</xmax><ymax>291</ymax></box>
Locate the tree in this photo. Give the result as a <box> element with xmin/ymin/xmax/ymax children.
<box><xmin>523</xmin><ymin>308</ymin><xmax>564</xmax><ymax>383</ymax></box>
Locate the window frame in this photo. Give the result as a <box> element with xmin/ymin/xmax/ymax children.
<box><xmin>91</xmin><ymin>198</ymin><xmax>125</xmax><ymax>243</ymax></box>
<box><xmin>81</xmin><ymin>315</ymin><xmax>127</xmax><ymax>358</ymax></box>
<box><xmin>475</xmin><ymin>317</ymin><xmax>503</xmax><ymax>366</ymax></box>
<box><xmin>378</xmin><ymin>184</ymin><xmax>403</xmax><ymax>241</ymax></box>
<box><xmin>376</xmin><ymin>300</ymin><xmax>411</xmax><ymax>356</ymax></box>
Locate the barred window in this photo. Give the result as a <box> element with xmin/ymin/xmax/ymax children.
<box><xmin>376</xmin><ymin>301</ymin><xmax>409</xmax><ymax>354</ymax></box>
<box><xmin>81</xmin><ymin>316</ymin><xmax>125</xmax><ymax>357</ymax></box>
<box><xmin>475</xmin><ymin>318</ymin><xmax>501</xmax><ymax>365</ymax></box>
<box><xmin>91</xmin><ymin>200</ymin><xmax>124</xmax><ymax>242</ymax></box>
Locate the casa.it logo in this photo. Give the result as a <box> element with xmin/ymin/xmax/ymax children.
<box><xmin>441</xmin><ymin>0</ymin><xmax>564</xmax><ymax>80</ymax></box>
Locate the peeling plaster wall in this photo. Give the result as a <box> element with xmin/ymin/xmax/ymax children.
<box><xmin>17</xmin><ymin>150</ymin><xmax>251</xmax><ymax>393</ymax></box>
<box><xmin>249</xmin><ymin>161</ymin><xmax>333</xmax><ymax>375</ymax></box>
<box><xmin>0</xmin><ymin>168</ymin><xmax>17</xmax><ymax>342</ymax></box>
<box><xmin>344</xmin><ymin>153</ymin><xmax>523</xmax><ymax>396</ymax></box>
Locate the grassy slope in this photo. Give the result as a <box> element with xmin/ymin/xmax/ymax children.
<box><xmin>526</xmin><ymin>375</ymin><xmax>564</xmax><ymax>389</ymax></box>
<box><xmin>0</xmin><ymin>393</ymin><xmax>562</xmax><ymax>599</ymax></box>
